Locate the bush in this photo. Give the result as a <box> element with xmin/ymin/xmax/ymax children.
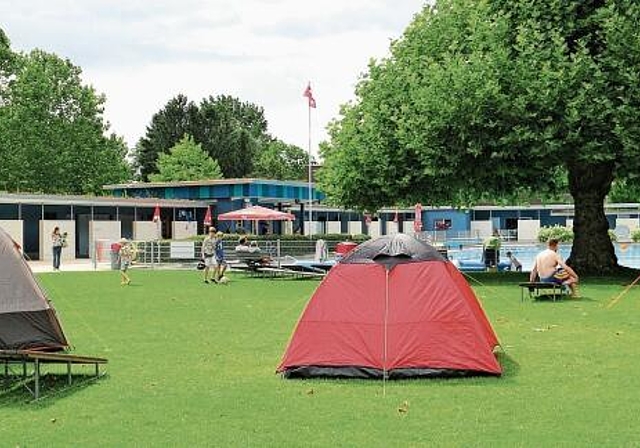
<box><xmin>537</xmin><ymin>225</ymin><xmax>574</xmax><ymax>243</ymax></box>
<box><xmin>632</xmin><ymin>229</ymin><xmax>640</xmax><ymax>242</ymax></box>
<box><xmin>608</xmin><ymin>229</ymin><xmax>618</xmax><ymax>242</ymax></box>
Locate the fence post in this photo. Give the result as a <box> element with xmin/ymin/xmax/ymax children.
<box><xmin>277</xmin><ymin>239</ymin><xmax>281</xmax><ymax>268</ymax></box>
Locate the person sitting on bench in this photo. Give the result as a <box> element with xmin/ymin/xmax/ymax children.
<box><xmin>235</xmin><ymin>236</ymin><xmax>260</xmax><ymax>253</ymax></box>
<box><xmin>530</xmin><ymin>238</ymin><xmax>579</xmax><ymax>297</ymax></box>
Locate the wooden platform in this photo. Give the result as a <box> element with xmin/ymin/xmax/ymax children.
<box><xmin>1</xmin><ymin>350</ymin><xmax>108</xmax><ymax>400</ymax></box>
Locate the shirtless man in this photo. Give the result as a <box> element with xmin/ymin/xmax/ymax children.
<box><xmin>530</xmin><ymin>238</ymin><xmax>579</xmax><ymax>296</ymax></box>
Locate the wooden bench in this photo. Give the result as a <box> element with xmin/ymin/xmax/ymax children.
<box><xmin>1</xmin><ymin>350</ymin><xmax>108</xmax><ymax>400</ymax></box>
<box><xmin>519</xmin><ymin>282</ymin><xmax>569</xmax><ymax>302</ymax></box>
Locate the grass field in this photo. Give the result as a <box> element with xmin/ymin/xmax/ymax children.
<box><xmin>2</xmin><ymin>269</ymin><xmax>640</xmax><ymax>447</ymax></box>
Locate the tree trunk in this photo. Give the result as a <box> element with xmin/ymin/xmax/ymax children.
<box><xmin>567</xmin><ymin>161</ymin><xmax>618</xmax><ymax>274</ymax></box>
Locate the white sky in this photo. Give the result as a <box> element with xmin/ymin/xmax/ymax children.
<box><xmin>0</xmin><ymin>0</ymin><xmax>425</xmax><ymax>157</ymax></box>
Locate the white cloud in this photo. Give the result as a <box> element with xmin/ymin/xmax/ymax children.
<box><xmin>0</xmin><ymin>0</ymin><xmax>425</xmax><ymax>156</ymax></box>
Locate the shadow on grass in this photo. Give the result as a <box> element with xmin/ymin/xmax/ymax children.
<box><xmin>0</xmin><ymin>373</ymin><xmax>108</xmax><ymax>407</ymax></box>
<box><xmin>528</xmin><ymin>295</ymin><xmax>597</xmax><ymax>304</ymax></box>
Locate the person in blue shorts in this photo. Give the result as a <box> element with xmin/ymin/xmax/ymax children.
<box><xmin>213</xmin><ymin>231</ymin><xmax>228</xmax><ymax>283</ymax></box>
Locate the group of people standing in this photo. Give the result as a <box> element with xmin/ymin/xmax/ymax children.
<box><xmin>201</xmin><ymin>228</ymin><xmax>228</xmax><ymax>284</ymax></box>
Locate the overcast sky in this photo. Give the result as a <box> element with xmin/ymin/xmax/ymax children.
<box><xmin>1</xmin><ymin>0</ymin><xmax>425</xmax><ymax>156</ymax></box>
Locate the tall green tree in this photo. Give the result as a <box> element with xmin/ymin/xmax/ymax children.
<box><xmin>252</xmin><ymin>139</ymin><xmax>311</xmax><ymax>181</ymax></box>
<box><xmin>149</xmin><ymin>135</ymin><xmax>223</xmax><ymax>182</ymax></box>
<box><xmin>135</xmin><ymin>94</ymin><xmax>269</xmax><ymax>180</ymax></box>
<box><xmin>0</xmin><ymin>37</ymin><xmax>130</xmax><ymax>194</ymax></box>
<box><xmin>134</xmin><ymin>94</ymin><xmax>199</xmax><ymax>180</ymax></box>
<box><xmin>319</xmin><ymin>0</ymin><xmax>640</xmax><ymax>274</ymax></box>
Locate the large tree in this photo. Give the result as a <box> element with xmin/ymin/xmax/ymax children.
<box><xmin>135</xmin><ymin>94</ymin><xmax>269</xmax><ymax>180</ymax></box>
<box><xmin>134</xmin><ymin>94</ymin><xmax>200</xmax><ymax>180</ymax></box>
<box><xmin>149</xmin><ymin>135</ymin><xmax>223</xmax><ymax>182</ymax></box>
<box><xmin>0</xmin><ymin>35</ymin><xmax>130</xmax><ymax>194</ymax></box>
<box><xmin>252</xmin><ymin>139</ymin><xmax>311</xmax><ymax>181</ymax></box>
<box><xmin>319</xmin><ymin>0</ymin><xmax>640</xmax><ymax>274</ymax></box>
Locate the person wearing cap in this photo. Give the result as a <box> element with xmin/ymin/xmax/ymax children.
<box><xmin>213</xmin><ymin>231</ymin><xmax>228</xmax><ymax>283</ymax></box>
<box><xmin>201</xmin><ymin>227</ymin><xmax>217</xmax><ymax>284</ymax></box>
<box><xmin>118</xmin><ymin>238</ymin><xmax>136</xmax><ymax>285</ymax></box>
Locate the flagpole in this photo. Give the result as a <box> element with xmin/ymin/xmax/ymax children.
<box><xmin>307</xmin><ymin>83</ymin><xmax>312</xmax><ymax>240</ymax></box>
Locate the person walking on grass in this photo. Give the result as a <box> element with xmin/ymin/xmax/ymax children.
<box><xmin>213</xmin><ymin>231</ymin><xmax>228</xmax><ymax>283</ymax></box>
<box><xmin>201</xmin><ymin>227</ymin><xmax>217</xmax><ymax>284</ymax></box>
<box><xmin>118</xmin><ymin>238</ymin><xmax>136</xmax><ymax>285</ymax></box>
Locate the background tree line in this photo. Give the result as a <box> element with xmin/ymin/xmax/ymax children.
<box><xmin>134</xmin><ymin>94</ymin><xmax>311</xmax><ymax>182</ymax></box>
<box><xmin>0</xmin><ymin>26</ymin><xmax>310</xmax><ymax>194</ymax></box>
<box><xmin>0</xmin><ymin>28</ymin><xmax>130</xmax><ymax>194</ymax></box>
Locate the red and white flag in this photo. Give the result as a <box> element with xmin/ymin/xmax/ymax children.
<box><xmin>152</xmin><ymin>205</ymin><xmax>161</xmax><ymax>223</ymax></box>
<box><xmin>203</xmin><ymin>206</ymin><xmax>212</xmax><ymax>227</ymax></box>
<box><xmin>303</xmin><ymin>83</ymin><xmax>316</xmax><ymax>108</ymax></box>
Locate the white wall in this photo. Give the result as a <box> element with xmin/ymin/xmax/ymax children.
<box><xmin>368</xmin><ymin>221</ymin><xmax>381</xmax><ymax>238</ymax></box>
<box><xmin>615</xmin><ymin>218</ymin><xmax>639</xmax><ymax>240</ymax></box>
<box><xmin>40</xmin><ymin>220</ymin><xmax>76</xmax><ymax>261</ymax></box>
<box><xmin>0</xmin><ymin>220</ymin><xmax>23</xmax><ymax>248</ymax></box>
<box><xmin>616</xmin><ymin>218</ymin><xmax>639</xmax><ymax>231</ymax></box>
<box><xmin>471</xmin><ymin>220</ymin><xmax>493</xmax><ymax>239</ymax></box>
<box><xmin>517</xmin><ymin>219</ymin><xmax>541</xmax><ymax>242</ymax></box>
<box><xmin>134</xmin><ymin>221</ymin><xmax>161</xmax><ymax>240</ymax></box>
<box><xmin>89</xmin><ymin>221</ymin><xmax>122</xmax><ymax>262</ymax></box>
<box><xmin>566</xmin><ymin>219</ymin><xmax>574</xmax><ymax>229</ymax></box>
<box><xmin>172</xmin><ymin>221</ymin><xmax>197</xmax><ymax>240</ymax></box>
<box><xmin>386</xmin><ymin>221</ymin><xmax>399</xmax><ymax>235</ymax></box>
<box><xmin>348</xmin><ymin>221</ymin><xmax>362</xmax><ymax>235</ymax></box>
<box><xmin>404</xmin><ymin>220</ymin><xmax>415</xmax><ymax>235</ymax></box>
<box><xmin>327</xmin><ymin>221</ymin><xmax>341</xmax><ymax>234</ymax></box>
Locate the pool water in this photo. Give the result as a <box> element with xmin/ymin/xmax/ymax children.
<box><xmin>447</xmin><ymin>243</ymin><xmax>640</xmax><ymax>272</ymax></box>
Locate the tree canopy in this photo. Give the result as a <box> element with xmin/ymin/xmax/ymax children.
<box><xmin>252</xmin><ymin>139</ymin><xmax>311</xmax><ymax>181</ymax></box>
<box><xmin>0</xmin><ymin>29</ymin><xmax>131</xmax><ymax>194</ymax></box>
<box><xmin>135</xmin><ymin>94</ymin><xmax>271</xmax><ymax>180</ymax></box>
<box><xmin>318</xmin><ymin>0</ymin><xmax>640</xmax><ymax>273</ymax></box>
<box><xmin>149</xmin><ymin>135</ymin><xmax>223</xmax><ymax>182</ymax></box>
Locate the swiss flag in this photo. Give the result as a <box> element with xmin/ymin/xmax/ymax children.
<box><xmin>203</xmin><ymin>206</ymin><xmax>212</xmax><ymax>227</ymax></box>
<box><xmin>152</xmin><ymin>205</ymin><xmax>161</xmax><ymax>223</ymax></box>
<box><xmin>303</xmin><ymin>83</ymin><xmax>316</xmax><ymax>108</ymax></box>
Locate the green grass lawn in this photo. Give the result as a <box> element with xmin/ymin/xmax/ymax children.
<box><xmin>2</xmin><ymin>269</ymin><xmax>640</xmax><ymax>447</ymax></box>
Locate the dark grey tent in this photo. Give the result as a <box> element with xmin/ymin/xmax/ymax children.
<box><xmin>0</xmin><ymin>227</ymin><xmax>68</xmax><ymax>351</ymax></box>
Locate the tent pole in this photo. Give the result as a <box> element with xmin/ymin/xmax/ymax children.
<box><xmin>383</xmin><ymin>268</ymin><xmax>390</xmax><ymax>396</ymax></box>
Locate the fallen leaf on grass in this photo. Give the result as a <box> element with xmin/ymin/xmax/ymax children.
<box><xmin>397</xmin><ymin>400</ymin><xmax>409</xmax><ymax>414</ymax></box>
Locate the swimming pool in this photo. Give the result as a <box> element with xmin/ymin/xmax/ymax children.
<box><xmin>447</xmin><ymin>243</ymin><xmax>640</xmax><ymax>271</ymax></box>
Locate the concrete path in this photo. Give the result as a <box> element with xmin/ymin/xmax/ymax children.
<box><xmin>28</xmin><ymin>259</ymin><xmax>111</xmax><ymax>273</ymax></box>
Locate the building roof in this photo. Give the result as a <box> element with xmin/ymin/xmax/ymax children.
<box><xmin>0</xmin><ymin>192</ymin><xmax>209</xmax><ymax>208</ymax></box>
<box><xmin>103</xmin><ymin>178</ymin><xmax>315</xmax><ymax>190</ymax></box>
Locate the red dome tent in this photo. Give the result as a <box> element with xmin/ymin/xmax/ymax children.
<box><xmin>277</xmin><ymin>234</ymin><xmax>501</xmax><ymax>379</ymax></box>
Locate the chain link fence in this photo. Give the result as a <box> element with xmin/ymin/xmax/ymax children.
<box><xmin>92</xmin><ymin>238</ymin><xmax>346</xmax><ymax>270</ymax></box>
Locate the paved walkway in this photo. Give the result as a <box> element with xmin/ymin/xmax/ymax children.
<box><xmin>28</xmin><ymin>259</ymin><xmax>110</xmax><ymax>273</ymax></box>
